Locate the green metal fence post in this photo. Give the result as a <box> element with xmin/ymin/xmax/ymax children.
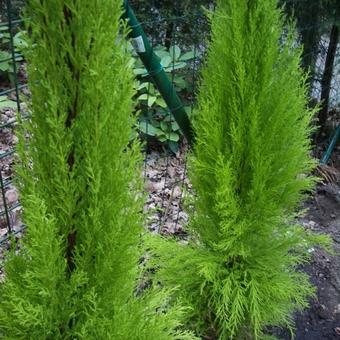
<box><xmin>123</xmin><ymin>0</ymin><xmax>194</xmax><ymax>145</ymax></box>
<box><xmin>321</xmin><ymin>124</ymin><xmax>340</xmax><ymax>165</ymax></box>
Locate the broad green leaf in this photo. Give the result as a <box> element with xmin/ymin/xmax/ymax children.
<box><xmin>0</xmin><ymin>61</ymin><xmax>11</xmax><ymax>72</ymax></box>
<box><xmin>1</xmin><ymin>32</ymin><xmax>10</xmax><ymax>40</ymax></box>
<box><xmin>155</xmin><ymin>97</ymin><xmax>167</xmax><ymax>108</ymax></box>
<box><xmin>0</xmin><ymin>96</ymin><xmax>17</xmax><ymax>109</ymax></box>
<box><xmin>164</xmin><ymin>62</ymin><xmax>187</xmax><ymax>72</ymax></box>
<box><xmin>137</xmin><ymin>82</ymin><xmax>149</xmax><ymax>91</ymax></box>
<box><xmin>148</xmin><ymin>96</ymin><xmax>157</xmax><ymax>107</ymax></box>
<box><xmin>13</xmin><ymin>31</ymin><xmax>28</xmax><ymax>49</ymax></box>
<box><xmin>180</xmin><ymin>50</ymin><xmax>196</xmax><ymax>61</ymax></box>
<box><xmin>0</xmin><ymin>50</ymin><xmax>11</xmax><ymax>59</ymax></box>
<box><xmin>161</xmin><ymin>55</ymin><xmax>172</xmax><ymax>68</ymax></box>
<box><xmin>138</xmin><ymin>121</ymin><xmax>162</xmax><ymax>137</ymax></box>
<box><xmin>160</xmin><ymin>121</ymin><xmax>170</xmax><ymax>132</ymax></box>
<box><xmin>171</xmin><ymin>121</ymin><xmax>180</xmax><ymax>131</ymax></box>
<box><xmin>154</xmin><ymin>45</ymin><xmax>167</xmax><ymax>52</ymax></box>
<box><xmin>147</xmin><ymin>84</ymin><xmax>156</xmax><ymax>94</ymax></box>
<box><xmin>154</xmin><ymin>46</ymin><xmax>168</xmax><ymax>59</ymax></box>
<box><xmin>133</xmin><ymin>68</ymin><xmax>147</xmax><ymax>75</ymax></box>
<box><xmin>169</xmin><ymin>45</ymin><xmax>181</xmax><ymax>61</ymax></box>
<box><xmin>168</xmin><ymin>132</ymin><xmax>180</xmax><ymax>142</ymax></box>
<box><xmin>158</xmin><ymin>134</ymin><xmax>167</xmax><ymax>142</ymax></box>
<box><xmin>150</xmin><ymin>119</ymin><xmax>160</xmax><ymax>128</ymax></box>
<box><xmin>137</xmin><ymin>94</ymin><xmax>148</xmax><ymax>101</ymax></box>
<box><xmin>174</xmin><ymin>76</ymin><xmax>187</xmax><ymax>89</ymax></box>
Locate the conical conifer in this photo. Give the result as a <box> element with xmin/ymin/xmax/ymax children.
<box><xmin>0</xmin><ymin>1</ymin><xmax>193</xmax><ymax>339</ymax></box>
<box><xmin>148</xmin><ymin>0</ymin><xmax>330</xmax><ymax>338</ymax></box>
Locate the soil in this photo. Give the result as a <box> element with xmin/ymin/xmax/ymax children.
<box><xmin>275</xmin><ymin>181</ymin><xmax>340</xmax><ymax>340</ymax></box>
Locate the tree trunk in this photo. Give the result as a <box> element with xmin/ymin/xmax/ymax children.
<box><xmin>318</xmin><ymin>24</ymin><xmax>339</xmax><ymax>137</ymax></box>
<box><xmin>282</xmin><ymin>0</ymin><xmax>321</xmax><ymax>91</ymax></box>
<box><xmin>299</xmin><ymin>1</ymin><xmax>321</xmax><ymax>90</ymax></box>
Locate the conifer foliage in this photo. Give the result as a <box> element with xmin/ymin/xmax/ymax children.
<box><xmin>0</xmin><ymin>1</ymin><xmax>193</xmax><ymax>339</ymax></box>
<box><xmin>149</xmin><ymin>0</ymin><xmax>330</xmax><ymax>338</ymax></box>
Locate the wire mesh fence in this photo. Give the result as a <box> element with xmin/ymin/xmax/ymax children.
<box><xmin>0</xmin><ymin>0</ymin><xmax>339</xmax><ymax>246</ymax></box>
<box><xmin>0</xmin><ymin>0</ymin><xmax>27</xmax><ymax>246</ymax></box>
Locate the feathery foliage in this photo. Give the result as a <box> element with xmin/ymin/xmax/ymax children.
<box><xmin>0</xmin><ymin>1</ymin><xmax>194</xmax><ymax>339</ymax></box>
<box><xmin>148</xmin><ymin>0</ymin><xmax>330</xmax><ymax>339</ymax></box>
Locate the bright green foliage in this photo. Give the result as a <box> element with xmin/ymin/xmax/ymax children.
<box><xmin>133</xmin><ymin>44</ymin><xmax>197</xmax><ymax>152</ymax></box>
<box><xmin>148</xmin><ymin>0</ymin><xmax>330</xmax><ymax>339</ymax></box>
<box><xmin>0</xmin><ymin>1</ymin><xmax>194</xmax><ymax>339</ymax></box>
<box><xmin>0</xmin><ymin>26</ymin><xmax>25</xmax><ymax>84</ymax></box>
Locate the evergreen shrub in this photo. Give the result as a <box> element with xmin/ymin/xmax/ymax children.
<box><xmin>0</xmin><ymin>1</ymin><xmax>194</xmax><ymax>339</ymax></box>
<box><xmin>148</xmin><ymin>0</ymin><xmax>330</xmax><ymax>339</ymax></box>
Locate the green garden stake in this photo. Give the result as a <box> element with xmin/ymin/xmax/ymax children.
<box><xmin>123</xmin><ymin>0</ymin><xmax>194</xmax><ymax>145</ymax></box>
<box><xmin>321</xmin><ymin>124</ymin><xmax>340</xmax><ymax>165</ymax></box>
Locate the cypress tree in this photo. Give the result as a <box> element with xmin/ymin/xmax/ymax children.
<box><xmin>0</xmin><ymin>1</ymin><xmax>193</xmax><ymax>339</ymax></box>
<box><xmin>149</xmin><ymin>0</ymin><xmax>330</xmax><ymax>339</ymax></box>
